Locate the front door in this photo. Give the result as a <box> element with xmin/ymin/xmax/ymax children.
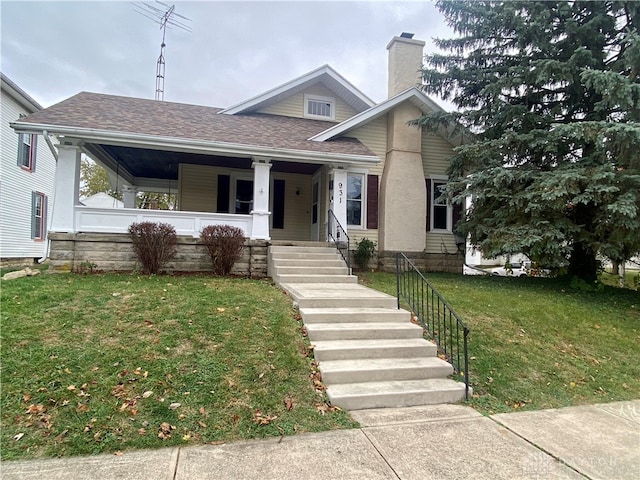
<box><xmin>310</xmin><ymin>172</ymin><xmax>320</xmax><ymax>241</ymax></box>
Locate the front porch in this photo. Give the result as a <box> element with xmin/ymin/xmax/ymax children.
<box><xmin>52</xmin><ymin>141</ymin><xmax>356</xmax><ymax>245</ymax></box>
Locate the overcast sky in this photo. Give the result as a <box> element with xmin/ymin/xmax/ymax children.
<box><xmin>1</xmin><ymin>1</ymin><xmax>453</xmax><ymax>110</ymax></box>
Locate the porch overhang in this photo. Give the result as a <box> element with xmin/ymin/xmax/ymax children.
<box><xmin>11</xmin><ymin>121</ymin><xmax>380</xmax><ymax>166</ymax></box>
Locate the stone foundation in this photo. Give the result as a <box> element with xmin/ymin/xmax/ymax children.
<box><xmin>48</xmin><ymin>232</ymin><xmax>269</xmax><ymax>277</ymax></box>
<box><xmin>377</xmin><ymin>251</ymin><xmax>464</xmax><ymax>274</ymax></box>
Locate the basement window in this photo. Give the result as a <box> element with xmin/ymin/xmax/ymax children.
<box><xmin>304</xmin><ymin>94</ymin><xmax>335</xmax><ymax>121</ymax></box>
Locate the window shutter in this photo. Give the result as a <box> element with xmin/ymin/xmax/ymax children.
<box><xmin>425</xmin><ymin>179</ymin><xmax>431</xmax><ymax>232</ymax></box>
<box><xmin>366</xmin><ymin>175</ymin><xmax>378</xmax><ymax>229</ymax></box>
<box><xmin>31</xmin><ymin>191</ymin><xmax>37</xmax><ymax>238</ymax></box>
<box><xmin>42</xmin><ymin>195</ymin><xmax>48</xmax><ymax>238</ymax></box>
<box><xmin>272</xmin><ymin>179</ymin><xmax>285</xmax><ymax>229</ymax></box>
<box><xmin>17</xmin><ymin>134</ymin><xmax>25</xmax><ymax>167</ymax></box>
<box><xmin>217</xmin><ymin>175</ymin><xmax>230</xmax><ymax>213</ymax></box>
<box><xmin>31</xmin><ymin>135</ymin><xmax>37</xmax><ymax>172</ymax></box>
<box><xmin>452</xmin><ymin>201</ymin><xmax>463</xmax><ymax>234</ymax></box>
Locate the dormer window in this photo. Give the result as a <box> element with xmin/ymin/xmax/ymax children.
<box><xmin>304</xmin><ymin>94</ymin><xmax>335</xmax><ymax>120</ymax></box>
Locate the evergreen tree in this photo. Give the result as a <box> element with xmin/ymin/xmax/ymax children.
<box><xmin>419</xmin><ymin>1</ymin><xmax>640</xmax><ymax>282</ymax></box>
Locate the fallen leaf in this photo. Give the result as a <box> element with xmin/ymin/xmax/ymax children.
<box><xmin>114</xmin><ymin>451</ymin><xmax>123</xmax><ymax>456</ymax></box>
<box><xmin>284</xmin><ymin>395</ymin><xmax>294</xmax><ymax>411</ymax></box>
<box><xmin>67</xmin><ymin>385</ymin><xmax>76</xmax><ymax>391</ymax></box>
<box><xmin>142</xmin><ymin>391</ymin><xmax>154</xmax><ymax>398</ymax></box>
<box><xmin>168</xmin><ymin>402</ymin><xmax>181</xmax><ymax>410</ymax></box>
<box><xmin>138</xmin><ymin>428</ymin><xmax>147</xmax><ymax>435</ymax></box>
<box><xmin>198</xmin><ymin>421</ymin><xmax>207</xmax><ymax>428</ymax></box>
<box><xmin>216</xmin><ymin>307</ymin><xmax>226</xmax><ymax>313</ymax></box>
<box><xmin>22</xmin><ymin>394</ymin><xmax>32</xmax><ymax>402</ymax></box>
<box><xmin>13</xmin><ymin>433</ymin><xmax>24</xmax><ymax>441</ymax></box>
<box><xmin>199</xmin><ymin>406</ymin><xmax>206</xmax><ymax>416</ymax></box>
<box><xmin>252</xmin><ymin>410</ymin><xmax>277</xmax><ymax>425</ymax></box>
<box><xmin>26</xmin><ymin>404</ymin><xmax>46</xmax><ymax>414</ymax></box>
<box><xmin>54</xmin><ymin>429</ymin><xmax>69</xmax><ymax>442</ymax></box>
<box><xmin>182</xmin><ymin>434</ymin><xmax>191</xmax><ymax>441</ymax></box>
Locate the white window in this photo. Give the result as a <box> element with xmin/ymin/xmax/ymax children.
<box><xmin>18</xmin><ymin>133</ymin><xmax>36</xmax><ymax>171</ymax></box>
<box><xmin>32</xmin><ymin>192</ymin><xmax>46</xmax><ymax>240</ymax></box>
<box><xmin>347</xmin><ymin>173</ymin><xmax>364</xmax><ymax>227</ymax></box>
<box><xmin>304</xmin><ymin>94</ymin><xmax>335</xmax><ymax>120</ymax></box>
<box><xmin>234</xmin><ymin>178</ymin><xmax>253</xmax><ymax>214</ymax></box>
<box><xmin>429</xmin><ymin>178</ymin><xmax>452</xmax><ymax>231</ymax></box>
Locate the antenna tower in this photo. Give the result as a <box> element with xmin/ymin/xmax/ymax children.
<box><xmin>132</xmin><ymin>1</ymin><xmax>191</xmax><ymax>101</ymax></box>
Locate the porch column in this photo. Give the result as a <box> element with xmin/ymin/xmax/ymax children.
<box><xmin>251</xmin><ymin>158</ymin><xmax>272</xmax><ymax>240</ymax></box>
<box><xmin>122</xmin><ymin>185</ymin><xmax>137</xmax><ymax>208</ymax></box>
<box><xmin>330</xmin><ymin>167</ymin><xmax>348</xmax><ymax>229</ymax></box>
<box><xmin>50</xmin><ymin>142</ymin><xmax>81</xmax><ymax>232</ymax></box>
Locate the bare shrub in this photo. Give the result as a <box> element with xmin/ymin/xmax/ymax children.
<box><xmin>200</xmin><ymin>225</ymin><xmax>245</xmax><ymax>276</ymax></box>
<box><xmin>128</xmin><ymin>222</ymin><xmax>177</xmax><ymax>274</ymax></box>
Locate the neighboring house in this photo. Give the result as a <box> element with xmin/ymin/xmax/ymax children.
<box><xmin>1</xmin><ymin>73</ymin><xmax>56</xmax><ymax>267</ymax></box>
<box><xmin>10</xmin><ymin>34</ymin><xmax>465</xmax><ymax>274</ymax></box>
<box><xmin>80</xmin><ymin>192</ymin><xmax>124</xmax><ymax>209</ymax></box>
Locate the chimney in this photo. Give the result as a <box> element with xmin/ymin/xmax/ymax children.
<box><xmin>386</xmin><ymin>32</ymin><xmax>425</xmax><ymax>98</ymax></box>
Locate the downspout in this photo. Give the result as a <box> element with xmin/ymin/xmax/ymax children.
<box><xmin>38</xmin><ymin>130</ymin><xmax>57</xmax><ymax>264</ymax></box>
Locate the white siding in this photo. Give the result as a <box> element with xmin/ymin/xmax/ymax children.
<box><xmin>0</xmin><ymin>90</ymin><xmax>56</xmax><ymax>260</ymax></box>
<box><xmin>258</xmin><ymin>85</ymin><xmax>357</xmax><ymax>122</ymax></box>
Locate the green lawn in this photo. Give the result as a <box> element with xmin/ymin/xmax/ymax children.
<box><xmin>0</xmin><ymin>273</ymin><xmax>356</xmax><ymax>460</ymax></box>
<box><xmin>358</xmin><ymin>272</ymin><xmax>640</xmax><ymax>415</ymax></box>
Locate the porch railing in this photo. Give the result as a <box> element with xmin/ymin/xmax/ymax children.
<box><xmin>396</xmin><ymin>252</ymin><xmax>470</xmax><ymax>399</ymax></box>
<box><xmin>74</xmin><ymin>206</ymin><xmax>252</xmax><ymax>238</ymax></box>
<box><xmin>327</xmin><ymin>209</ymin><xmax>350</xmax><ymax>271</ymax></box>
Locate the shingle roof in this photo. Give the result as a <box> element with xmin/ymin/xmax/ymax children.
<box><xmin>17</xmin><ymin>92</ymin><xmax>376</xmax><ymax>157</ymax></box>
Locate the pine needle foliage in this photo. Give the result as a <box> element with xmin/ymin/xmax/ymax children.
<box><xmin>419</xmin><ymin>1</ymin><xmax>640</xmax><ymax>282</ymax></box>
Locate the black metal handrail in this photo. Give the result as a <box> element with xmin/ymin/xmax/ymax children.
<box><xmin>327</xmin><ymin>209</ymin><xmax>350</xmax><ymax>271</ymax></box>
<box><xmin>396</xmin><ymin>253</ymin><xmax>470</xmax><ymax>399</ymax></box>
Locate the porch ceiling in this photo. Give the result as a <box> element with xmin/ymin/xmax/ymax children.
<box><xmin>87</xmin><ymin>143</ymin><xmax>322</xmax><ymax>181</ymax></box>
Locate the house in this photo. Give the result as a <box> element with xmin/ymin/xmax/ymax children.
<box><xmin>1</xmin><ymin>73</ymin><xmax>56</xmax><ymax>267</ymax></box>
<box><xmin>10</xmin><ymin>34</ymin><xmax>464</xmax><ymax>275</ymax></box>
<box><xmin>80</xmin><ymin>192</ymin><xmax>124</xmax><ymax>209</ymax></box>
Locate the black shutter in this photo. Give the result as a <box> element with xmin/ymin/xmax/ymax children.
<box><xmin>452</xmin><ymin>202</ymin><xmax>463</xmax><ymax>234</ymax></box>
<box><xmin>31</xmin><ymin>191</ymin><xmax>37</xmax><ymax>238</ymax></box>
<box><xmin>42</xmin><ymin>194</ymin><xmax>48</xmax><ymax>238</ymax></box>
<box><xmin>272</xmin><ymin>179</ymin><xmax>285</xmax><ymax>229</ymax></box>
<box><xmin>366</xmin><ymin>175</ymin><xmax>378</xmax><ymax>229</ymax></box>
<box><xmin>31</xmin><ymin>135</ymin><xmax>37</xmax><ymax>172</ymax></box>
<box><xmin>17</xmin><ymin>133</ymin><xmax>25</xmax><ymax>167</ymax></box>
<box><xmin>217</xmin><ymin>175</ymin><xmax>230</xmax><ymax>213</ymax></box>
<box><xmin>426</xmin><ymin>179</ymin><xmax>431</xmax><ymax>231</ymax></box>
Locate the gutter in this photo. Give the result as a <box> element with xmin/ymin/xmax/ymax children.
<box><xmin>10</xmin><ymin>122</ymin><xmax>380</xmax><ymax>165</ymax></box>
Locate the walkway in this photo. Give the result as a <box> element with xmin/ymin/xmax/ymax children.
<box><xmin>3</xmin><ymin>400</ymin><xmax>638</xmax><ymax>479</ymax></box>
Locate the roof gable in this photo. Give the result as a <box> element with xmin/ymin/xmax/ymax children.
<box><xmin>220</xmin><ymin>65</ymin><xmax>375</xmax><ymax>116</ymax></box>
<box><xmin>309</xmin><ymin>87</ymin><xmax>447</xmax><ymax>142</ymax></box>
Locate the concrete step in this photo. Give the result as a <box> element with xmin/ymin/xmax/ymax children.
<box><xmin>272</xmin><ymin>259</ymin><xmax>347</xmax><ymax>267</ymax></box>
<box><xmin>326</xmin><ymin>378</ymin><xmax>468</xmax><ymax>410</ymax></box>
<box><xmin>281</xmin><ymin>283</ymin><xmax>398</xmax><ymax>309</ymax></box>
<box><xmin>275</xmin><ymin>274</ymin><xmax>358</xmax><ymax>284</ymax></box>
<box><xmin>300</xmin><ymin>307</ymin><xmax>411</xmax><ymax>324</ymax></box>
<box><xmin>312</xmin><ymin>338</ymin><xmax>437</xmax><ymax>361</ymax></box>
<box><xmin>269</xmin><ymin>246</ymin><xmax>339</xmax><ymax>255</ymax></box>
<box><xmin>273</xmin><ymin>266</ymin><xmax>349</xmax><ymax>276</ymax></box>
<box><xmin>306</xmin><ymin>322</ymin><xmax>424</xmax><ymax>341</ymax></box>
<box><xmin>319</xmin><ymin>357</ymin><xmax>454</xmax><ymax>384</ymax></box>
<box><xmin>270</xmin><ymin>252</ymin><xmax>343</xmax><ymax>261</ymax></box>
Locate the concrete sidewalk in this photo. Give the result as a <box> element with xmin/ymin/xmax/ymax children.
<box><xmin>2</xmin><ymin>400</ymin><xmax>638</xmax><ymax>480</ymax></box>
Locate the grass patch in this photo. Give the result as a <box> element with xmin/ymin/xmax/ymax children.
<box><xmin>358</xmin><ymin>272</ymin><xmax>640</xmax><ymax>415</ymax></box>
<box><xmin>1</xmin><ymin>273</ymin><xmax>356</xmax><ymax>460</ymax></box>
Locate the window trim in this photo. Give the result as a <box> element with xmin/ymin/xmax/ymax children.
<box><xmin>230</xmin><ymin>173</ymin><xmax>254</xmax><ymax>215</ymax></box>
<box><xmin>304</xmin><ymin>93</ymin><xmax>335</xmax><ymax>121</ymax></box>
<box><xmin>18</xmin><ymin>133</ymin><xmax>36</xmax><ymax>172</ymax></box>
<box><xmin>346</xmin><ymin>171</ymin><xmax>367</xmax><ymax>229</ymax></box>
<box><xmin>32</xmin><ymin>191</ymin><xmax>46</xmax><ymax>241</ymax></box>
<box><xmin>428</xmin><ymin>176</ymin><xmax>453</xmax><ymax>232</ymax></box>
